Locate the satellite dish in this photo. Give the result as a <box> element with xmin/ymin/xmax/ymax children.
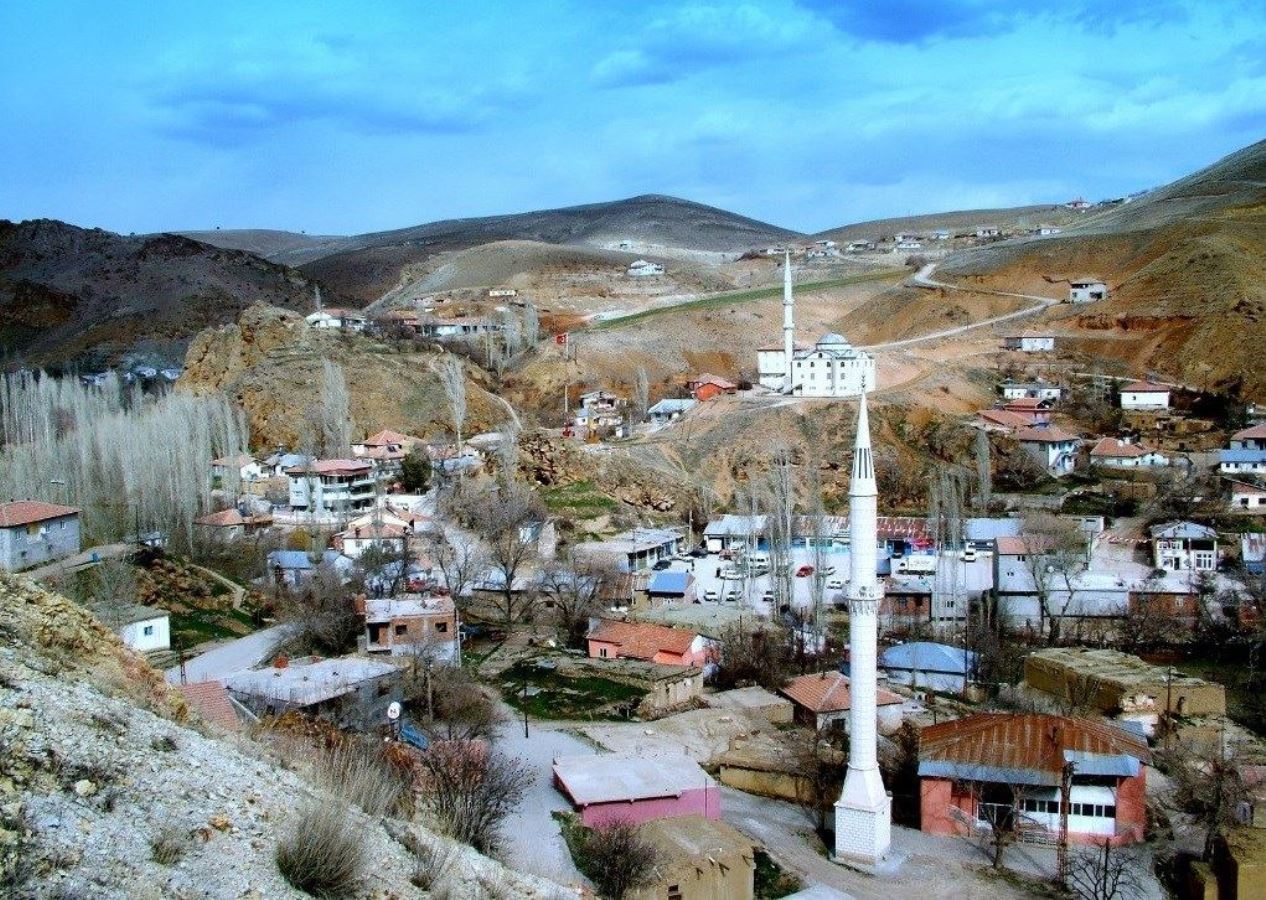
<box><xmin>387</xmin><ymin>701</ymin><xmax>402</xmax><ymax>722</ymax></box>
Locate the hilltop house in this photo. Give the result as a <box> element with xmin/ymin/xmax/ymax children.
<box><xmin>687</xmin><ymin>373</ymin><xmax>738</xmax><ymax>402</ymax></box>
<box><xmin>1220</xmin><ymin>449</ymin><xmax>1266</xmax><ymax>477</ymax></box>
<box><xmin>586</xmin><ymin>619</ymin><xmax>711</xmax><ymax>667</ymax></box>
<box><xmin>975</xmin><ymin>226</ymin><xmax>1000</xmax><ymax>238</ymax></box>
<box><xmin>1000</xmin><ymin>380</ymin><xmax>1063</xmax><ymax>403</ymax></box>
<box><xmin>647</xmin><ymin>398</ymin><xmax>696</xmax><ymax>427</ymax></box>
<box><xmin>1150</xmin><ymin>521</ymin><xmax>1218</xmax><ymax>572</ymax></box>
<box><xmin>225</xmin><ymin>657</ymin><xmax>401</xmax><ymax>731</ymax></box>
<box><xmin>780</xmin><ymin>670</ymin><xmax>903</xmax><ymax>733</ymax></box>
<box><xmin>1016</xmin><ymin>426</ymin><xmax>1080</xmax><ymax>475</ymax></box>
<box><xmin>918</xmin><ymin>713</ymin><xmax>1149</xmax><ymax>846</ymax></box>
<box><xmin>1088</xmin><ymin>438</ymin><xmax>1168</xmax><ymax>469</ymax></box>
<box><xmin>92</xmin><ymin>603</ymin><xmax>170</xmax><ymax>654</ymax></box>
<box><xmin>0</xmin><ymin>501</ymin><xmax>81</xmax><ymax>571</ymax></box>
<box><xmin>1069</xmin><ymin>278</ymin><xmax>1108</xmax><ymax>303</ymax></box>
<box><xmin>1003</xmin><ymin>335</ymin><xmax>1055</xmax><ymax>353</ymax></box>
<box><xmin>285</xmin><ymin>459</ymin><xmax>375</xmax><ymax>517</ymax></box>
<box><xmin>1119</xmin><ymin>380</ymin><xmax>1171</xmax><ymax>411</ymax></box>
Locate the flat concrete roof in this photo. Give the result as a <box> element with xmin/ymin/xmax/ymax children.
<box><xmin>226</xmin><ymin>657</ymin><xmax>397</xmax><ymax>706</ymax></box>
<box><xmin>705</xmin><ymin>686</ymin><xmax>790</xmax><ymax>713</ymax></box>
<box><xmin>553</xmin><ymin>753</ymin><xmax>714</xmax><ymax>806</ymax></box>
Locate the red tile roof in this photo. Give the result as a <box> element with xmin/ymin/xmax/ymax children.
<box><xmin>920</xmin><ymin>712</ymin><xmax>1149</xmax><ymax>777</ymax></box>
<box><xmin>689</xmin><ymin>373</ymin><xmax>737</xmax><ymax>390</ymax></box>
<box><xmin>1089</xmin><ymin>438</ymin><xmax>1156</xmax><ymax>458</ymax></box>
<box><xmin>176</xmin><ymin>681</ymin><xmax>242</xmax><ymax>731</ymax></box>
<box><xmin>587</xmin><ymin>619</ymin><xmax>698</xmax><ymax>660</ymax></box>
<box><xmin>1015</xmin><ymin>426</ymin><xmax>1078</xmax><ymax>443</ymax></box>
<box><xmin>1234</xmin><ymin>425</ymin><xmax>1266</xmax><ymax>441</ymax></box>
<box><xmin>780</xmin><ymin>672</ymin><xmax>902</xmax><ymax>713</ymax></box>
<box><xmin>285</xmin><ymin>459</ymin><xmax>372</xmax><ymax>476</ymax></box>
<box><xmin>0</xmin><ymin>501</ymin><xmax>80</xmax><ymax>528</ymax></box>
<box><xmin>977</xmin><ymin>409</ymin><xmax>1031</xmax><ymax>429</ymax></box>
<box><xmin>995</xmin><ymin>535</ymin><xmax>1055</xmax><ymax>556</ymax></box>
<box><xmin>1003</xmin><ymin>397</ymin><xmax>1045</xmax><ymax>411</ymax></box>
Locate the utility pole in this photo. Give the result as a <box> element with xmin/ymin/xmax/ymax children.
<box><xmin>1057</xmin><ymin>760</ymin><xmax>1074</xmax><ymax>885</ymax></box>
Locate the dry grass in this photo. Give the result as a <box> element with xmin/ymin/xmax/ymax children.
<box><xmin>275</xmin><ymin>802</ymin><xmax>365</xmax><ymax>898</ymax></box>
<box><xmin>149</xmin><ymin>821</ymin><xmax>189</xmax><ymax>865</ymax></box>
<box><xmin>312</xmin><ymin>736</ymin><xmax>410</xmax><ymax>817</ymax></box>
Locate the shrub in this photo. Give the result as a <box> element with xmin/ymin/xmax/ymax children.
<box><xmin>578</xmin><ymin>820</ymin><xmax>659</xmax><ymax>900</ymax></box>
<box><xmin>150</xmin><ymin>822</ymin><xmax>189</xmax><ymax>865</ymax></box>
<box><xmin>275</xmin><ymin>803</ymin><xmax>365</xmax><ymax>898</ymax></box>
<box><xmin>314</xmin><ymin>737</ymin><xmax>410</xmax><ymax>817</ymax></box>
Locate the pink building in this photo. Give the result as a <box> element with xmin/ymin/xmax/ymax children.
<box><xmin>552</xmin><ymin>753</ymin><xmax>720</xmax><ymax>828</ymax></box>
<box><xmin>586</xmin><ymin>619</ymin><xmax>711</xmax><ymax>667</ymax></box>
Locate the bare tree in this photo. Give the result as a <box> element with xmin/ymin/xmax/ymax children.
<box><xmin>710</xmin><ymin>621</ymin><xmax>792</xmax><ymax>691</ymax></box>
<box><xmin>436</xmin><ymin>356</ymin><xmax>467</xmax><ymax>450</ymax></box>
<box><xmin>278</xmin><ymin>564</ymin><xmax>361</xmax><ymax>656</ymax></box>
<box><xmin>539</xmin><ymin>554</ymin><xmax>611</xmax><ymax>648</ymax></box>
<box><xmin>1021</xmin><ymin>513</ymin><xmax>1089</xmax><ymax>644</ymax></box>
<box><xmin>792</xmin><ymin>726</ymin><xmax>846</xmax><ymax>834</ymax></box>
<box><xmin>415</xmin><ymin>743</ymin><xmax>531</xmax><ymax>855</ymax></box>
<box><xmin>453</xmin><ymin>484</ymin><xmax>544</xmax><ymax>627</ymax></box>
<box><xmin>403</xmin><ymin>662</ymin><xmax>504</xmax><ymax>741</ymax></box>
<box><xmin>975</xmin><ymin>429</ymin><xmax>992</xmax><ymax>510</ymax></box>
<box><xmin>1066</xmin><ymin>840</ymin><xmax>1145</xmax><ymax>900</ymax></box>
<box><xmin>633</xmin><ymin>366</ymin><xmax>650</xmax><ymax>424</ymax></box>
<box><xmin>92</xmin><ymin>557</ymin><xmax>138</xmax><ymax>631</ymax></box>
<box><xmin>426</xmin><ymin>531</ymin><xmax>485</xmax><ymax>611</ymax></box>
<box><xmin>319</xmin><ymin>360</ymin><xmax>352</xmax><ymax>457</ymax></box>
<box><xmin>1168</xmin><ymin>735</ymin><xmax>1250</xmax><ymax>859</ymax></box>
<box><xmin>581</xmin><ymin>820</ymin><xmax>660</xmax><ymax>900</ymax></box>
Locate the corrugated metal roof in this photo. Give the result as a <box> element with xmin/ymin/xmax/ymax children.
<box><xmin>648</xmin><ymin>570</ymin><xmax>691</xmax><ymax>595</ymax></box>
<box><xmin>880</xmin><ymin>642</ymin><xmax>976</xmax><ymax>676</ymax></box>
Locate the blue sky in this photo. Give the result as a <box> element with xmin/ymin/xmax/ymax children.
<box><xmin>2</xmin><ymin>0</ymin><xmax>1264</xmax><ymax>235</ymax></box>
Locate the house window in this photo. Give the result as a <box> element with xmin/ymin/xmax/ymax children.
<box><xmin>436</xmin><ymin>622</ymin><xmax>448</xmax><ymax>633</ymax></box>
<box><xmin>667</xmin><ymin>886</ymin><xmax>682</xmax><ymax>900</ymax></box>
<box><xmin>143</xmin><ymin>625</ymin><xmax>154</xmax><ymax>636</ymax></box>
<box><xmin>394</xmin><ymin>624</ymin><xmax>408</xmax><ymax>636</ymax></box>
<box><xmin>1195</xmin><ymin>551</ymin><xmax>1215</xmax><ymax>570</ymax></box>
<box><xmin>599</xmin><ymin>647</ymin><xmax>609</xmax><ymax>658</ymax></box>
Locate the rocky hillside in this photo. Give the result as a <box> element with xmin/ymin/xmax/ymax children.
<box><xmin>0</xmin><ymin>220</ymin><xmax>333</xmax><ymax>369</ymax></box>
<box><xmin>936</xmin><ymin>139</ymin><xmax>1266</xmax><ymax>399</ymax></box>
<box><xmin>178</xmin><ymin>303</ymin><xmax>514</xmax><ymax>450</ymax></box>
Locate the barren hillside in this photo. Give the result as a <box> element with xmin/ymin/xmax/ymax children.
<box><xmin>815</xmin><ymin>204</ymin><xmax>1077</xmax><ymax>242</ymax></box>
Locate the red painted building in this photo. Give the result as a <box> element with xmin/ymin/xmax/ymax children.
<box><xmin>586</xmin><ymin>619</ymin><xmax>711</xmax><ymax>667</ymax></box>
<box><xmin>918</xmin><ymin>713</ymin><xmax>1148</xmax><ymax>846</ymax></box>
<box><xmin>553</xmin><ymin>753</ymin><xmax>720</xmax><ymax>828</ymax></box>
<box><xmin>687</xmin><ymin>374</ymin><xmax>737</xmax><ymax>402</ymax></box>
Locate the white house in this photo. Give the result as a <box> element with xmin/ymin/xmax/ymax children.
<box><xmin>419</xmin><ymin>317</ymin><xmax>500</xmax><ymax>339</ymax></box>
<box><xmin>1150</xmin><ymin>521</ymin><xmax>1218</xmax><ymax>572</ymax></box>
<box><xmin>1069</xmin><ymin>279</ymin><xmax>1108</xmax><ymax>303</ymax></box>
<box><xmin>975</xmin><ymin>226</ymin><xmax>1000</xmax><ymax>238</ymax></box>
<box><xmin>895</xmin><ymin>241</ymin><xmax>923</xmax><ymax>251</ymax></box>
<box><xmin>1231</xmin><ymin>425</ymin><xmax>1266</xmax><ymax>451</ymax></box>
<box><xmin>759</xmin><ymin>333</ymin><xmax>876</xmax><ymax>397</ymax></box>
<box><xmin>1219</xmin><ymin>449</ymin><xmax>1266</xmax><ymax>476</ymax></box>
<box><xmin>1036</xmin><ymin>225</ymin><xmax>1062</xmax><ymax>236</ymax></box>
<box><xmin>1119</xmin><ymin>380</ymin><xmax>1171</xmax><ymax>411</ymax></box>
<box><xmin>931</xmin><ymin>229</ymin><xmax>951</xmax><ymax>241</ymax></box>
<box><xmin>1000</xmin><ymin>380</ymin><xmax>1063</xmax><ymax>402</ymax></box>
<box><xmin>647</xmin><ymin>398</ymin><xmax>695</xmax><ymax>426</ymax></box>
<box><xmin>93</xmin><ymin>603</ymin><xmax>170</xmax><ymax>654</ymax></box>
<box><xmin>1088</xmin><ymin>438</ymin><xmax>1168</xmax><ymax>469</ymax></box>
<box><xmin>212</xmin><ymin>454</ymin><xmax>265</xmax><ymax>486</ymax></box>
<box><xmin>627</xmin><ymin>259</ymin><xmax>665</xmax><ymax>278</ymax></box>
<box><xmin>1227</xmin><ymin>479</ymin><xmax>1266</xmax><ymax>513</ymax></box>
<box><xmin>285</xmin><ymin>459</ymin><xmax>376</xmax><ymax>516</ymax></box>
<box><xmin>1003</xmin><ymin>335</ymin><xmax>1055</xmax><ymax>353</ymax></box>
<box><xmin>305</xmin><ymin>308</ymin><xmax>366</xmax><ymax>331</ymax></box>
<box><xmin>1016</xmin><ymin>425</ymin><xmax>1079</xmax><ymax>476</ymax></box>
<box><xmin>846</xmin><ymin>240</ymin><xmax>875</xmax><ymax>252</ymax></box>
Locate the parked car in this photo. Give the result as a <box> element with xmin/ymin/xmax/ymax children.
<box><xmin>961</xmin><ymin>547</ymin><xmax>978</xmax><ymax>562</ymax></box>
<box><xmin>652</xmin><ymin>559</ymin><xmax>672</xmax><ymax>570</ymax></box>
<box><xmin>760</xmin><ymin>590</ymin><xmax>775</xmax><ymax>604</ymax></box>
<box><xmin>724</xmin><ymin>589</ymin><xmax>740</xmax><ymax>602</ymax></box>
<box><xmin>690</xmin><ymin>548</ymin><xmax>708</xmax><ymax>558</ymax></box>
<box><xmin>720</xmin><ymin>567</ymin><xmax>742</xmax><ymax>580</ymax></box>
<box><xmin>703</xmin><ymin>589</ymin><xmax>719</xmax><ymax>602</ymax></box>
<box><xmin>795</xmin><ymin>565</ymin><xmax>815</xmax><ymax>577</ymax></box>
<box><xmin>827</xmin><ymin>578</ymin><xmax>844</xmax><ymax>591</ymax></box>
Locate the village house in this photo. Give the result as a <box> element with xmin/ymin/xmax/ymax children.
<box><xmin>586</xmin><ymin>619</ymin><xmax>711</xmax><ymax>667</ymax></box>
<box><xmin>358</xmin><ymin>594</ymin><xmax>458</xmax><ymax>663</ymax></box>
<box><xmin>686</xmin><ymin>373</ymin><xmax>738</xmax><ymax>402</ymax></box>
<box><xmin>1068</xmin><ymin>278</ymin><xmax>1108</xmax><ymax>303</ymax></box>
<box><xmin>645</xmin><ymin>569</ymin><xmax>696</xmax><ymax>605</ymax></box>
<box><xmin>418</xmin><ymin>315</ymin><xmax>500</xmax><ymax>339</ymax></box>
<box><xmin>376</xmin><ymin>308</ymin><xmax>421</xmax><ymax>334</ymax></box>
<box><xmin>846</xmin><ymin>240</ymin><xmax>875</xmax><ymax>252</ymax></box>
<box><xmin>305</xmin><ymin>308</ymin><xmax>366</xmax><ymax>331</ymax></box>
<box><xmin>1015</xmin><ymin>425</ymin><xmax>1080</xmax><ymax>475</ymax></box>
<box><xmin>895</xmin><ymin>240</ymin><xmax>922</xmax><ymax>251</ymax></box>
<box><xmin>703</xmin><ymin>514</ymin><xmax>768</xmax><ymax>553</ymax></box>
<box><xmin>578</xmin><ymin>389</ymin><xmax>623</xmax><ymax>416</ymax></box>
<box><xmin>627</xmin><ymin>259</ymin><xmax>666</xmax><ymax>277</ymax></box>
<box><xmin>1003</xmin><ymin>334</ymin><xmax>1055</xmax><ymax>353</ymax></box>
<box><xmin>975</xmin><ymin>408</ymin><xmax>1038</xmax><ymax>434</ymax></box>
<box><xmin>0</xmin><ymin>501</ymin><xmax>81</xmax><ymax>571</ymax></box>
<box><xmin>266</xmin><ymin>550</ymin><xmax>315</xmax><ymax>587</ymax></box>
<box><xmin>1119</xmin><ymin>380</ymin><xmax>1171</xmax><ymax>411</ymax></box>
<box><xmin>647</xmin><ymin>398</ymin><xmax>696</xmax><ymax>426</ymax></box>
<box><xmin>931</xmin><ymin>229</ymin><xmax>951</xmax><ymax>240</ymax></box>
<box><xmin>1243</xmin><ymin>534</ymin><xmax>1266</xmax><ymax>575</ymax></box>
<box><xmin>975</xmin><ymin>226</ymin><xmax>1000</xmax><ymax>238</ymax></box>
<box><xmin>779</xmin><ymin>670</ymin><xmax>903</xmax><ymax>734</ymax></box>
<box><xmin>1220</xmin><ymin>447</ymin><xmax>1266</xmax><ymax>477</ymax></box>
<box><xmin>880</xmin><ymin>642</ymin><xmax>977</xmax><ymax>695</ymax></box>
<box><xmin>1065</xmin><ymin>198</ymin><xmax>1092</xmax><ymax>211</ymax></box>
<box><xmin>552</xmin><ymin>753</ymin><xmax>720</xmax><ymax>828</ymax></box>
<box><xmin>1088</xmin><ymin>437</ymin><xmax>1169</xmax><ymax>469</ymax></box>
<box><xmin>1000</xmin><ymin>379</ymin><xmax>1063</xmax><ymax>402</ymax></box>
<box><xmin>193</xmin><ymin>507</ymin><xmax>274</xmax><ymax>540</ymax></box>
<box><xmin>1035</xmin><ymin>225</ymin><xmax>1062</xmax><ymax>236</ymax></box>
<box><xmin>91</xmin><ymin>602</ymin><xmax>170</xmax><ymax>654</ymax></box>
<box><xmin>285</xmin><ymin>458</ymin><xmax>375</xmax><ymax>516</ymax></box>
<box><xmin>175</xmin><ymin>681</ymin><xmax>246</xmax><ymax>732</ymax></box>
<box><xmin>351</xmin><ymin>429</ymin><xmax>418</xmax><ymax>476</ymax></box>
<box><xmin>225</xmin><ymin>656</ymin><xmax>402</xmax><ymax>731</ymax></box>
<box><xmin>626</xmin><ymin>817</ymin><xmax>755</xmax><ymax>900</ymax></box>
<box><xmin>261</xmin><ymin>451</ymin><xmax>309</xmax><ymax>479</ymax></box>
<box><xmin>211</xmin><ymin>453</ymin><xmax>265</xmax><ymax>486</ymax></box>
<box><xmin>575</xmin><ymin>527</ymin><xmax>684</xmax><ymax>572</ymax></box>
<box><xmin>1231</xmin><ymin>424</ymin><xmax>1266</xmax><ymax>451</ymax></box>
<box><xmin>334</xmin><ymin>520</ymin><xmax>409</xmax><ymax>560</ymax></box>
<box><xmin>918</xmin><ymin>713</ymin><xmax>1149</xmax><ymax>846</ymax></box>
<box><xmin>1229</xmin><ymin>479</ymin><xmax>1266</xmax><ymax>513</ymax></box>
<box><xmin>1150</xmin><ymin>521</ymin><xmax>1218</xmax><ymax>572</ymax></box>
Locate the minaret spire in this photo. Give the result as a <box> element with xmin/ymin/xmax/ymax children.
<box><xmin>835</xmin><ymin>389</ymin><xmax>892</xmax><ymax>865</ymax></box>
<box><xmin>782</xmin><ymin>250</ymin><xmax>795</xmax><ymax>393</ymax></box>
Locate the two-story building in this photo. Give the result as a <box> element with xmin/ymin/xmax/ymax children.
<box><xmin>358</xmin><ymin>594</ymin><xmax>458</xmax><ymax>662</ymax></box>
<box><xmin>1150</xmin><ymin>521</ymin><xmax>1218</xmax><ymax>572</ymax></box>
<box><xmin>1016</xmin><ymin>426</ymin><xmax>1080</xmax><ymax>476</ymax></box>
<box><xmin>1119</xmin><ymin>380</ymin><xmax>1170</xmax><ymax>412</ymax></box>
<box><xmin>0</xmin><ymin>501</ymin><xmax>81</xmax><ymax>571</ymax></box>
<box><xmin>285</xmin><ymin>459</ymin><xmax>375</xmax><ymax>517</ymax></box>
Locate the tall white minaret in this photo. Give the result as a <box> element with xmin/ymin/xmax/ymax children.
<box><xmin>835</xmin><ymin>391</ymin><xmax>892</xmax><ymax>865</ymax></box>
<box><xmin>782</xmin><ymin>250</ymin><xmax>795</xmax><ymax>393</ymax></box>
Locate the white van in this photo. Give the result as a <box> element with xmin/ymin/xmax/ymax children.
<box><xmin>895</xmin><ymin>555</ymin><xmax>936</xmax><ymax>575</ymax></box>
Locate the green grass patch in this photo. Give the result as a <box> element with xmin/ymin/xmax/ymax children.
<box><xmin>754</xmin><ymin>848</ymin><xmax>803</xmax><ymax>899</ymax></box>
<box><xmin>499</xmin><ymin>657</ymin><xmax>645</xmax><ymax>720</ymax></box>
<box><xmin>589</xmin><ymin>269</ymin><xmax>907</xmax><ymax>331</ymax></box>
<box><xmin>541</xmin><ymin>480</ymin><xmax>620</xmax><ymax>516</ymax></box>
<box><xmin>170</xmin><ymin>606</ymin><xmax>257</xmax><ymax>649</ymax></box>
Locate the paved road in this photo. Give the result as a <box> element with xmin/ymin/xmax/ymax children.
<box><xmin>164</xmin><ymin>623</ymin><xmax>295</xmax><ymax>685</ymax></box>
<box><xmin>861</xmin><ymin>264</ymin><xmax>1061</xmax><ymax>352</ymax></box>
<box><xmin>24</xmin><ymin>543</ymin><xmax>133</xmax><ymax>581</ymax></box>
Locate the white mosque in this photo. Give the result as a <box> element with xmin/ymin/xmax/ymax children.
<box><xmin>756</xmin><ymin>253</ymin><xmax>876</xmax><ymax>397</ymax></box>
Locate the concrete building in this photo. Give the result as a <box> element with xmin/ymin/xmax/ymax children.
<box><xmin>627</xmin><ymin>816</ymin><xmax>755</xmax><ymax>900</ymax></box>
<box><xmin>1003</xmin><ymin>335</ymin><xmax>1055</xmax><ymax>353</ymax></box>
<box><xmin>757</xmin><ymin>254</ymin><xmax>875</xmax><ymax>398</ymax></box>
<box><xmin>92</xmin><ymin>603</ymin><xmax>170</xmax><ymax>654</ymax></box>
<box><xmin>225</xmin><ymin>656</ymin><xmax>401</xmax><ymax>731</ymax></box>
<box><xmin>627</xmin><ymin>259</ymin><xmax>666</xmax><ymax>277</ymax></box>
<box><xmin>1231</xmin><ymin>424</ymin><xmax>1266</xmax><ymax>451</ymax></box>
<box><xmin>834</xmin><ymin>393</ymin><xmax>892</xmax><ymax>865</ymax></box>
<box><xmin>1088</xmin><ymin>438</ymin><xmax>1169</xmax><ymax>469</ymax></box>
<box><xmin>1150</xmin><ymin>521</ymin><xmax>1218</xmax><ymax>572</ymax></box>
<box><xmin>574</xmin><ymin>527</ymin><xmax>683</xmax><ymax>572</ymax></box>
<box><xmin>1220</xmin><ymin>448</ymin><xmax>1266</xmax><ymax>477</ymax></box>
<box><xmin>879</xmin><ymin>642</ymin><xmax>977</xmax><ymax>695</ymax></box>
<box><xmin>359</xmin><ymin>594</ymin><xmax>458</xmax><ymax>662</ymax></box>
<box><xmin>285</xmin><ymin>459</ymin><xmax>375</xmax><ymax>516</ymax></box>
<box><xmin>552</xmin><ymin>753</ymin><xmax>720</xmax><ymax>828</ymax></box>
<box><xmin>919</xmin><ymin>713</ymin><xmax>1149</xmax><ymax>846</ymax></box>
<box><xmin>1000</xmin><ymin>380</ymin><xmax>1063</xmax><ymax>402</ymax></box>
<box><xmin>1119</xmin><ymin>380</ymin><xmax>1171</xmax><ymax>411</ymax></box>
<box><xmin>647</xmin><ymin>398</ymin><xmax>696</xmax><ymax>426</ymax></box>
<box><xmin>646</xmin><ymin>569</ymin><xmax>696</xmax><ymax>604</ymax></box>
<box><xmin>211</xmin><ymin>453</ymin><xmax>265</xmax><ymax>486</ymax></box>
<box><xmin>0</xmin><ymin>501</ymin><xmax>81</xmax><ymax>571</ymax></box>
<box><xmin>1068</xmin><ymin>278</ymin><xmax>1108</xmax><ymax>303</ymax></box>
<box><xmin>705</xmin><ymin>686</ymin><xmax>794</xmax><ymax>724</ymax></box>
<box><xmin>193</xmin><ymin>507</ymin><xmax>274</xmax><ymax>540</ymax></box>
<box><xmin>305</xmin><ymin>308</ymin><xmax>366</xmax><ymax>331</ymax></box>
<box><xmin>1015</xmin><ymin>425</ymin><xmax>1080</xmax><ymax>476</ymax></box>
<box><xmin>779</xmin><ymin>671</ymin><xmax>903</xmax><ymax>734</ymax></box>
<box><xmin>586</xmin><ymin>619</ymin><xmax>710</xmax><ymax>667</ymax></box>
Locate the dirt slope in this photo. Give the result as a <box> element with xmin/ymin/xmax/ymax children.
<box><xmin>0</xmin><ymin>220</ymin><xmax>329</xmax><ymax>368</ymax></box>
<box><xmin>815</xmin><ymin>204</ymin><xmax>1075</xmax><ymax>241</ymax></box>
